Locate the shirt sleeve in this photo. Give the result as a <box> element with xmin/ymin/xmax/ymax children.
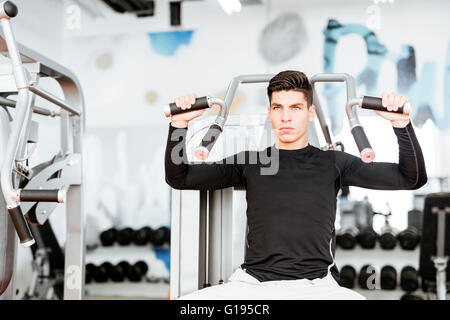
<box><xmin>334</xmin><ymin>122</ymin><xmax>428</xmax><ymax>190</ymax></box>
<box><xmin>164</xmin><ymin>123</ymin><xmax>245</xmax><ymax>190</ymax></box>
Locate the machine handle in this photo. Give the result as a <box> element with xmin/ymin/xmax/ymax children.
<box><xmin>0</xmin><ymin>1</ymin><xmax>18</xmax><ymax>18</ymax></box>
<box><xmin>164</xmin><ymin>96</ymin><xmax>211</xmax><ymax>117</ymax></box>
<box><xmin>19</xmin><ymin>189</ymin><xmax>65</xmax><ymax>203</ymax></box>
<box><xmin>194</xmin><ymin>124</ymin><xmax>222</xmax><ymax>160</ymax></box>
<box><xmin>8</xmin><ymin>206</ymin><xmax>35</xmax><ymax>247</ymax></box>
<box><xmin>360</xmin><ymin>96</ymin><xmax>410</xmax><ymax>114</ymax></box>
<box><xmin>351</xmin><ymin>125</ymin><xmax>375</xmax><ymax>163</ymax></box>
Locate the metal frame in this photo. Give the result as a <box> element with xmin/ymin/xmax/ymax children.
<box><xmin>0</xmin><ymin>3</ymin><xmax>85</xmax><ymax>300</ymax></box>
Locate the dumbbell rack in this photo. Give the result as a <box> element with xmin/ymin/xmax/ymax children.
<box><xmin>84</xmin><ymin>245</ymin><xmax>170</xmax><ymax>299</ymax></box>
<box><xmin>335</xmin><ymin>244</ymin><xmax>425</xmax><ymax>300</ymax></box>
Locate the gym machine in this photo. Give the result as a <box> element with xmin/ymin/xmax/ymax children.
<box><xmin>419</xmin><ymin>192</ymin><xmax>450</xmax><ymax>300</ymax></box>
<box><xmin>0</xmin><ymin>1</ymin><xmax>85</xmax><ymax>299</ymax></box>
<box><xmin>164</xmin><ymin>73</ymin><xmax>409</xmax><ymax>298</ymax></box>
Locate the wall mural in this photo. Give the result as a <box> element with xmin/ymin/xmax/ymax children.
<box><xmin>147</xmin><ymin>30</ymin><xmax>195</xmax><ymax>56</ymax></box>
<box><xmin>323</xmin><ymin>19</ymin><xmax>450</xmax><ymax>134</ymax></box>
<box><xmin>258</xmin><ymin>13</ymin><xmax>308</xmax><ymax>65</ymax></box>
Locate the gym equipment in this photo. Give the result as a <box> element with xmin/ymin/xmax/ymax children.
<box><xmin>400</xmin><ymin>266</ymin><xmax>419</xmax><ymax>292</ymax></box>
<box><xmin>99</xmin><ymin>228</ymin><xmax>117</xmax><ymax>247</ymax></box>
<box><xmin>379</xmin><ymin>227</ymin><xmax>397</xmax><ymax>250</ymax></box>
<box><xmin>400</xmin><ymin>293</ymin><xmax>424</xmax><ymax>300</ymax></box>
<box><xmin>116</xmin><ymin>227</ymin><xmax>134</xmax><ymax>246</ymax></box>
<box><xmin>337</xmin><ymin>196</ymin><xmax>375</xmax><ymax>249</ymax></box>
<box><xmin>85</xmin><ymin>263</ymin><xmax>96</xmax><ymax>284</ymax></box>
<box><xmin>358</xmin><ymin>265</ymin><xmax>376</xmax><ymax>290</ymax></box>
<box><xmin>0</xmin><ymin>1</ymin><xmax>85</xmax><ymax>300</ymax></box>
<box><xmin>89</xmin><ymin>263</ymin><xmax>108</xmax><ymax>283</ymax></box>
<box><xmin>118</xmin><ymin>260</ymin><xmax>149</xmax><ymax>282</ymax></box>
<box><xmin>357</xmin><ymin>226</ymin><xmax>378</xmax><ymax>249</ymax></box>
<box><xmin>380</xmin><ymin>265</ymin><xmax>397</xmax><ymax>290</ymax></box>
<box><xmin>397</xmin><ymin>226</ymin><xmax>420</xmax><ymax>250</ymax></box>
<box><xmin>376</xmin><ymin>207</ymin><xmax>397</xmax><ymax>250</ymax></box>
<box><xmin>149</xmin><ymin>226</ymin><xmax>170</xmax><ymax>247</ymax></box>
<box><xmin>166</xmin><ymin>73</ymin><xmax>408</xmax><ymax>299</ymax></box>
<box><xmin>419</xmin><ymin>193</ymin><xmax>450</xmax><ymax>300</ymax></box>
<box><xmin>132</xmin><ymin>226</ymin><xmax>153</xmax><ymax>246</ymax></box>
<box><xmin>338</xmin><ymin>265</ymin><xmax>356</xmax><ymax>289</ymax></box>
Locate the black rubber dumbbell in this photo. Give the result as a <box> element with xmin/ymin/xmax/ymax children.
<box><xmin>397</xmin><ymin>227</ymin><xmax>420</xmax><ymax>250</ymax></box>
<box><xmin>379</xmin><ymin>227</ymin><xmax>397</xmax><ymax>250</ymax></box>
<box><xmin>90</xmin><ymin>263</ymin><xmax>108</xmax><ymax>283</ymax></box>
<box><xmin>116</xmin><ymin>227</ymin><xmax>134</xmax><ymax>246</ymax></box>
<box><xmin>400</xmin><ymin>293</ymin><xmax>423</xmax><ymax>300</ymax></box>
<box><xmin>359</xmin><ymin>265</ymin><xmax>376</xmax><ymax>290</ymax></box>
<box><xmin>380</xmin><ymin>265</ymin><xmax>397</xmax><ymax>290</ymax></box>
<box><xmin>339</xmin><ymin>265</ymin><xmax>356</xmax><ymax>289</ymax></box>
<box><xmin>99</xmin><ymin>228</ymin><xmax>117</xmax><ymax>246</ymax></box>
<box><xmin>150</xmin><ymin>226</ymin><xmax>170</xmax><ymax>247</ymax></box>
<box><xmin>132</xmin><ymin>226</ymin><xmax>153</xmax><ymax>246</ymax></box>
<box><xmin>357</xmin><ymin>226</ymin><xmax>378</xmax><ymax>249</ymax></box>
<box><xmin>85</xmin><ymin>263</ymin><xmax>96</xmax><ymax>284</ymax></box>
<box><xmin>118</xmin><ymin>260</ymin><xmax>149</xmax><ymax>282</ymax></box>
<box><xmin>400</xmin><ymin>266</ymin><xmax>419</xmax><ymax>292</ymax></box>
<box><xmin>337</xmin><ymin>227</ymin><xmax>358</xmax><ymax>249</ymax></box>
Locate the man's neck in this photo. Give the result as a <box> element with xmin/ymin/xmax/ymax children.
<box><xmin>275</xmin><ymin>137</ymin><xmax>309</xmax><ymax>150</ymax></box>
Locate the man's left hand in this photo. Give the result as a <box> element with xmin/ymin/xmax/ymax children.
<box><xmin>375</xmin><ymin>93</ymin><xmax>411</xmax><ymax>128</ymax></box>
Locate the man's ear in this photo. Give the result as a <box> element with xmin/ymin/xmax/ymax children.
<box><xmin>308</xmin><ymin>105</ymin><xmax>316</xmax><ymax>122</ymax></box>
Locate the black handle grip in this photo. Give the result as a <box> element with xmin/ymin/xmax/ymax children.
<box><xmin>8</xmin><ymin>206</ymin><xmax>35</xmax><ymax>247</ymax></box>
<box><xmin>360</xmin><ymin>96</ymin><xmax>407</xmax><ymax>114</ymax></box>
<box><xmin>194</xmin><ymin>124</ymin><xmax>222</xmax><ymax>160</ymax></box>
<box><xmin>20</xmin><ymin>189</ymin><xmax>63</xmax><ymax>203</ymax></box>
<box><xmin>3</xmin><ymin>1</ymin><xmax>18</xmax><ymax>18</ymax></box>
<box><xmin>164</xmin><ymin>96</ymin><xmax>209</xmax><ymax>117</ymax></box>
<box><xmin>351</xmin><ymin>125</ymin><xmax>375</xmax><ymax>163</ymax></box>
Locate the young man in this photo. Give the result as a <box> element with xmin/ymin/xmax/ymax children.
<box><xmin>165</xmin><ymin>71</ymin><xmax>427</xmax><ymax>300</ymax></box>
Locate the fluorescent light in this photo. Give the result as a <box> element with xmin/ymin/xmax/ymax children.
<box><xmin>217</xmin><ymin>0</ymin><xmax>242</xmax><ymax>15</ymax></box>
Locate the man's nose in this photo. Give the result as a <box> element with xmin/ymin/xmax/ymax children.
<box><xmin>281</xmin><ymin>109</ymin><xmax>292</xmax><ymax>121</ymax></box>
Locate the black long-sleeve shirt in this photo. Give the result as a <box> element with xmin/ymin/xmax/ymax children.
<box><xmin>165</xmin><ymin>122</ymin><xmax>427</xmax><ymax>282</ymax></box>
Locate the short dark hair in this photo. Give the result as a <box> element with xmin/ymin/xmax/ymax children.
<box><xmin>267</xmin><ymin>70</ymin><xmax>313</xmax><ymax>106</ymax></box>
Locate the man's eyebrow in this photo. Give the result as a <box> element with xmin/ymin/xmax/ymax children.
<box><xmin>270</xmin><ymin>103</ymin><xmax>306</xmax><ymax>107</ymax></box>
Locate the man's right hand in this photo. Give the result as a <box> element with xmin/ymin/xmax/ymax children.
<box><xmin>170</xmin><ymin>93</ymin><xmax>206</xmax><ymax>128</ymax></box>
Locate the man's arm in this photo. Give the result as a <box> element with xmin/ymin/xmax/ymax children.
<box><xmin>334</xmin><ymin>121</ymin><xmax>427</xmax><ymax>190</ymax></box>
<box><xmin>165</xmin><ymin>122</ymin><xmax>245</xmax><ymax>190</ymax></box>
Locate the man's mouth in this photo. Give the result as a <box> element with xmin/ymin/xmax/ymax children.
<box><xmin>279</xmin><ymin>127</ymin><xmax>295</xmax><ymax>132</ymax></box>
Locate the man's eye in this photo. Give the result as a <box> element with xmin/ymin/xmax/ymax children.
<box><xmin>273</xmin><ymin>106</ymin><xmax>280</xmax><ymax>110</ymax></box>
<box><xmin>293</xmin><ymin>106</ymin><xmax>301</xmax><ymax>110</ymax></box>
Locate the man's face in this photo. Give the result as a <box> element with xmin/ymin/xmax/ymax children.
<box><xmin>267</xmin><ymin>90</ymin><xmax>316</xmax><ymax>145</ymax></box>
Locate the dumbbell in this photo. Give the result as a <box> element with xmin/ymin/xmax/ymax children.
<box><xmin>100</xmin><ymin>261</ymin><xmax>128</xmax><ymax>282</ymax></box>
<box><xmin>380</xmin><ymin>265</ymin><xmax>397</xmax><ymax>290</ymax></box>
<box><xmin>379</xmin><ymin>227</ymin><xmax>397</xmax><ymax>250</ymax></box>
<box><xmin>358</xmin><ymin>265</ymin><xmax>376</xmax><ymax>290</ymax></box>
<box><xmin>132</xmin><ymin>226</ymin><xmax>153</xmax><ymax>246</ymax></box>
<box><xmin>400</xmin><ymin>266</ymin><xmax>419</xmax><ymax>292</ymax></box>
<box><xmin>357</xmin><ymin>226</ymin><xmax>378</xmax><ymax>249</ymax></box>
<box><xmin>150</xmin><ymin>226</ymin><xmax>170</xmax><ymax>247</ymax></box>
<box><xmin>99</xmin><ymin>228</ymin><xmax>117</xmax><ymax>246</ymax></box>
<box><xmin>85</xmin><ymin>263</ymin><xmax>96</xmax><ymax>284</ymax></box>
<box><xmin>400</xmin><ymin>293</ymin><xmax>423</xmax><ymax>300</ymax></box>
<box><xmin>116</xmin><ymin>227</ymin><xmax>134</xmax><ymax>246</ymax></box>
<box><xmin>118</xmin><ymin>260</ymin><xmax>149</xmax><ymax>282</ymax></box>
<box><xmin>397</xmin><ymin>226</ymin><xmax>420</xmax><ymax>250</ymax></box>
<box><xmin>88</xmin><ymin>263</ymin><xmax>108</xmax><ymax>283</ymax></box>
<box><xmin>339</xmin><ymin>265</ymin><xmax>356</xmax><ymax>289</ymax></box>
<box><xmin>336</xmin><ymin>227</ymin><xmax>358</xmax><ymax>249</ymax></box>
